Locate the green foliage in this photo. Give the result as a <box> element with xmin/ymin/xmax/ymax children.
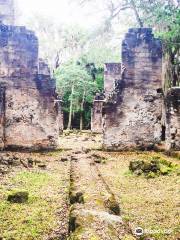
<box><xmin>135</xmin><ymin>0</ymin><xmax>180</xmax><ymax>88</ymax></box>
<box><xmin>146</xmin><ymin>3</ymin><xmax>180</xmax><ymax>47</ymax></box>
<box><xmin>56</xmin><ymin>61</ymin><xmax>97</xmax><ymax>105</ymax></box>
<box><xmin>55</xmin><ymin>62</ymin><xmax>99</xmax><ymax>129</ymax></box>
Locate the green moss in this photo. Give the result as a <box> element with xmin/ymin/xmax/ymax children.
<box><xmin>146</xmin><ymin>172</ymin><xmax>156</xmax><ymax>178</ymax></box>
<box><xmin>90</xmin><ymin>236</ymin><xmax>101</xmax><ymax>240</ymax></box>
<box><xmin>0</xmin><ymin>169</ymin><xmax>67</xmax><ymax>240</ymax></box>
<box><xmin>7</xmin><ymin>190</ymin><xmax>29</xmax><ymax>203</ymax></box>
<box><xmin>124</xmin><ymin>170</ymin><xmax>133</xmax><ymax>176</ymax></box>
<box><xmin>105</xmin><ymin>195</ymin><xmax>120</xmax><ymax>215</ymax></box>
<box><xmin>70</xmin><ymin>192</ymin><xmax>84</xmax><ymax>204</ymax></box>
<box><xmin>159</xmin><ymin>165</ymin><xmax>172</xmax><ymax>175</ymax></box>
<box><xmin>95</xmin><ymin>198</ymin><xmax>104</xmax><ymax>207</ymax></box>
<box><xmin>129</xmin><ymin>158</ymin><xmax>178</xmax><ymax>178</ymax></box>
<box><xmin>122</xmin><ymin>234</ymin><xmax>136</xmax><ymax>240</ymax></box>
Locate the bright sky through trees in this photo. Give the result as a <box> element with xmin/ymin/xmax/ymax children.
<box><xmin>17</xmin><ymin>0</ymin><xmax>103</xmax><ymax>27</ymax></box>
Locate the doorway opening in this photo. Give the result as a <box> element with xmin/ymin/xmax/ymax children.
<box><xmin>161</xmin><ymin>125</ymin><xmax>166</xmax><ymax>141</ymax></box>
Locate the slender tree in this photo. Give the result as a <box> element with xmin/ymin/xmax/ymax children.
<box><xmin>55</xmin><ymin>62</ymin><xmax>97</xmax><ymax>130</ymax></box>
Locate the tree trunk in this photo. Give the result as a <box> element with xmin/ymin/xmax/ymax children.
<box><xmin>67</xmin><ymin>83</ymin><xmax>74</xmax><ymax>130</ymax></box>
<box><xmin>80</xmin><ymin>89</ymin><xmax>86</xmax><ymax>131</ymax></box>
<box><xmin>163</xmin><ymin>47</ymin><xmax>180</xmax><ymax>93</ymax></box>
<box><xmin>130</xmin><ymin>0</ymin><xmax>144</xmax><ymax>27</ymax></box>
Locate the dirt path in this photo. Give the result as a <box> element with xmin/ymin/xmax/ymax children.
<box><xmin>57</xmin><ymin>132</ymin><xmax>131</xmax><ymax>239</ymax></box>
<box><xmin>68</xmin><ymin>150</ymin><xmax>129</xmax><ymax>239</ymax></box>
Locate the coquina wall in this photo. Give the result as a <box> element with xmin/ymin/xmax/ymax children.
<box><xmin>91</xmin><ymin>94</ymin><xmax>104</xmax><ymax>133</ymax></box>
<box><xmin>103</xmin><ymin>28</ymin><xmax>163</xmax><ymax>150</ymax></box>
<box><xmin>165</xmin><ymin>87</ymin><xmax>180</xmax><ymax>150</ymax></box>
<box><xmin>0</xmin><ymin>24</ymin><xmax>59</xmax><ymax>150</ymax></box>
<box><xmin>104</xmin><ymin>63</ymin><xmax>121</xmax><ymax>97</ymax></box>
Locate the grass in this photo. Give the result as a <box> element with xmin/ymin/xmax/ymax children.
<box><xmin>99</xmin><ymin>151</ymin><xmax>180</xmax><ymax>240</ymax></box>
<box><xmin>0</xmin><ymin>134</ymin><xmax>179</xmax><ymax>240</ymax></box>
<box><xmin>0</xmin><ymin>155</ymin><xmax>69</xmax><ymax>240</ymax></box>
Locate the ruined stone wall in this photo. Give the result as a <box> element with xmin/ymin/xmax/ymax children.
<box><xmin>58</xmin><ymin>100</ymin><xmax>64</xmax><ymax>135</ymax></box>
<box><xmin>91</xmin><ymin>99</ymin><xmax>104</xmax><ymax>133</ymax></box>
<box><xmin>0</xmin><ymin>0</ymin><xmax>14</xmax><ymax>25</ymax></box>
<box><xmin>91</xmin><ymin>64</ymin><xmax>121</xmax><ymax>133</ymax></box>
<box><xmin>103</xmin><ymin>28</ymin><xmax>163</xmax><ymax>150</ymax></box>
<box><xmin>165</xmin><ymin>88</ymin><xmax>180</xmax><ymax>150</ymax></box>
<box><xmin>104</xmin><ymin>63</ymin><xmax>121</xmax><ymax>97</ymax></box>
<box><xmin>0</xmin><ymin>86</ymin><xmax>5</xmax><ymax>149</ymax></box>
<box><xmin>0</xmin><ymin>25</ymin><xmax>59</xmax><ymax>150</ymax></box>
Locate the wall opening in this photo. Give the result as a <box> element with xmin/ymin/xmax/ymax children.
<box><xmin>161</xmin><ymin>125</ymin><xmax>166</xmax><ymax>141</ymax></box>
<box><xmin>157</xmin><ymin>88</ymin><xmax>163</xmax><ymax>94</ymax></box>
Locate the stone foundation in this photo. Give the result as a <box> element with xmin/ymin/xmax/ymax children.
<box><xmin>165</xmin><ymin>87</ymin><xmax>180</xmax><ymax>150</ymax></box>
<box><xmin>0</xmin><ymin>24</ymin><xmax>59</xmax><ymax>150</ymax></box>
<box><xmin>103</xmin><ymin>28</ymin><xmax>163</xmax><ymax>150</ymax></box>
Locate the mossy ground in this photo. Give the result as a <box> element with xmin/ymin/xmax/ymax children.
<box><xmin>0</xmin><ymin>151</ymin><xmax>69</xmax><ymax>240</ymax></box>
<box><xmin>0</xmin><ymin>133</ymin><xmax>179</xmax><ymax>240</ymax></box>
<box><xmin>99</xmin><ymin>151</ymin><xmax>180</xmax><ymax>240</ymax></box>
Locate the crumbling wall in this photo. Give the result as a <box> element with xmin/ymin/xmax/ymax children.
<box><xmin>0</xmin><ymin>86</ymin><xmax>5</xmax><ymax>149</ymax></box>
<box><xmin>0</xmin><ymin>25</ymin><xmax>59</xmax><ymax>150</ymax></box>
<box><xmin>58</xmin><ymin>99</ymin><xmax>64</xmax><ymax>135</ymax></box>
<box><xmin>0</xmin><ymin>0</ymin><xmax>15</xmax><ymax>25</ymax></box>
<box><xmin>103</xmin><ymin>28</ymin><xmax>163</xmax><ymax>150</ymax></box>
<box><xmin>165</xmin><ymin>87</ymin><xmax>180</xmax><ymax>150</ymax></box>
<box><xmin>91</xmin><ymin>95</ymin><xmax>104</xmax><ymax>133</ymax></box>
<box><xmin>104</xmin><ymin>63</ymin><xmax>121</xmax><ymax>97</ymax></box>
<box><xmin>91</xmin><ymin>64</ymin><xmax>121</xmax><ymax>133</ymax></box>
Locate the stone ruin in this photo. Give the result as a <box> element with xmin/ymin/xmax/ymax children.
<box><xmin>0</xmin><ymin>2</ymin><xmax>60</xmax><ymax>150</ymax></box>
<box><xmin>91</xmin><ymin>63</ymin><xmax>121</xmax><ymax>133</ymax></box>
<box><xmin>104</xmin><ymin>63</ymin><xmax>121</xmax><ymax>97</ymax></box>
<box><xmin>91</xmin><ymin>93</ymin><xmax>104</xmax><ymax>133</ymax></box>
<box><xmin>57</xmin><ymin>98</ymin><xmax>64</xmax><ymax>135</ymax></box>
<box><xmin>165</xmin><ymin>88</ymin><xmax>180</xmax><ymax>150</ymax></box>
<box><xmin>103</xmin><ymin>28</ymin><xmax>163</xmax><ymax>150</ymax></box>
<box><xmin>0</xmin><ymin>0</ymin><xmax>178</xmax><ymax>151</ymax></box>
<box><xmin>94</xmin><ymin>28</ymin><xmax>179</xmax><ymax>151</ymax></box>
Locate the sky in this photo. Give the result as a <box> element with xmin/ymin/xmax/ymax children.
<box><xmin>17</xmin><ymin>0</ymin><xmax>104</xmax><ymax>27</ymax></box>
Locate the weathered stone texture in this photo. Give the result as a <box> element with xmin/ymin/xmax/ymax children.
<box><xmin>0</xmin><ymin>24</ymin><xmax>59</xmax><ymax>150</ymax></box>
<box><xmin>103</xmin><ymin>28</ymin><xmax>163</xmax><ymax>150</ymax></box>
<box><xmin>0</xmin><ymin>0</ymin><xmax>15</xmax><ymax>25</ymax></box>
<box><xmin>0</xmin><ymin>86</ymin><xmax>5</xmax><ymax>149</ymax></box>
<box><xmin>58</xmin><ymin>99</ymin><xmax>64</xmax><ymax>135</ymax></box>
<box><xmin>165</xmin><ymin>87</ymin><xmax>180</xmax><ymax>150</ymax></box>
<box><xmin>91</xmin><ymin>98</ymin><xmax>104</xmax><ymax>133</ymax></box>
<box><xmin>104</xmin><ymin>63</ymin><xmax>121</xmax><ymax>97</ymax></box>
